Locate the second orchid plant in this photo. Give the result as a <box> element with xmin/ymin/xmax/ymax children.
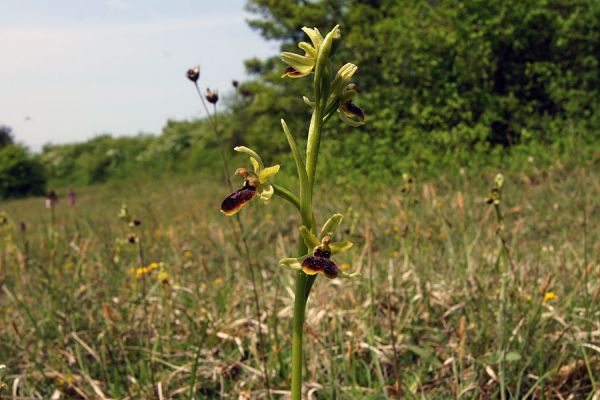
<box><xmin>219</xmin><ymin>25</ymin><xmax>364</xmax><ymax>399</ymax></box>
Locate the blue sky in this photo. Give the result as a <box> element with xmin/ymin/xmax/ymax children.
<box><xmin>0</xmin><ymin>0</ymin><xmax>278</xmax><ymax>150</ymax></box>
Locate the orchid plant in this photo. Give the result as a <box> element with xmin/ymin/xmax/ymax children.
<box><xmin>219</xmin><ymin>25</ymin><xmax>364</xmax><ymax>398</ymax></box>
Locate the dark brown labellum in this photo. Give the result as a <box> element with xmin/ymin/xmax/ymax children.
<box><xmin>220</xmin><ymin>183</ymin><xmax>257</xmax><ymax>216</ymax></box>
<box><xmin>345</xmin><ymin>102</ymin><xmax>365</xmax><ymax>121</ymax></box>
<box><xmin>313</xmin><ymin>248</ymin><xmax>331</xmax><ymax>259</ymax></box>
<box><xmin>302</xmin><ymin>255</ymin><xmax>339</xmax><ymax>279</ymax></box>
<box><xmin>282</xmin><ymin>66</ymin><xmax>304</xmax><ymax>77</ymax></box>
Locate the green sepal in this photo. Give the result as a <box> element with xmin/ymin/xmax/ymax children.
<box><xmin>299</xmin><ymin>226</ymin><xmax>319</xmax><ymax>249</ymax></box>
<box><xmin>301</xmin><ymin>27</ymin><xmax>323</xmax><ymax>50</ymax></box>
<box><xmin>234</xmin><ymin>146</ymin><xmax>264</xmax><ymax>170</ymax></box>
<box><xmin>281</xmin><ymin>52</ymin><xmax>315</xmax><ymax>75</ymax></box>
<box><xmin>320</xmin><ymin>213</ymin><xmax>343</xmax><ymax>240</ymax></box>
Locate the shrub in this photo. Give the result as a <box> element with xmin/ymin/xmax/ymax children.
<box><xmin>0</xmin><ymin>145</ymin><xmax>46</xmax><ymax>199</ymax></box>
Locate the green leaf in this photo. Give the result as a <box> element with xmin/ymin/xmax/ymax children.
<box><xmin>407</xmin><ymin>345</ymin><xmax>442</xmax><ymax>368</ymax></box>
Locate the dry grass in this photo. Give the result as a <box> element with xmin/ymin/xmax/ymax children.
<box><xmin>0</xmin><ymin>161</ymin><xmax>598</xmax><ymax>399</ymax></box>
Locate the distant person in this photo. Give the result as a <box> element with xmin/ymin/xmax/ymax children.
<box><xmin>45</xmin><ymin>190</ymin><xmax>58</xmax><ymax>208</ymax></box>
<box><xmin>68</xmin><ymin>188</ymin><xmax>76</xmax><ymax>206</ymax></box>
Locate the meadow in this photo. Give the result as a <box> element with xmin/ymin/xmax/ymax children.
<box><xmin>0</xmin><ymin>159</ymin><xmax>598</xmax><ymax>399</ymax></box>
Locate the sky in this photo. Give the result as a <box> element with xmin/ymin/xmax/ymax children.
<box><xmin>0</xmin><ymin>0</ymin><xmax>278</xmax><ymax>151</ymax></box>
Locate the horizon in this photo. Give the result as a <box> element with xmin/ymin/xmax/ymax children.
<box><xmin>0</xmin><ymin>0</ymin><xmax>278</xmax><ymax>151</ymax></box>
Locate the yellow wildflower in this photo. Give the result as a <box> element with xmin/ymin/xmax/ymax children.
<box><xmin>213</xmin><ymin>277</ymin><xmax>223</xmax><ymax>286</ymax></box>
<box><xmin>543</xmin><ymin>291</ymin><xmax>557</xmax><ymax>302</ymax></box>
<box><xmin>157</xmin><ymin>271</ymin><xmax>169</xmax><ymax>283</ymax></box>
<box><xmin>340</xmin><ymin>263</ymin><xmax>351</xmax><ymax>271</ymax></box>
<box><xmin>134</xmin><ymin>262</ymin><xmax>160</xmax><ymax>279</ymax></box>
<box><xmin>135</xmin><ymin>267</ymin><xmax>149</xmax><ymax>279</ymax></box>
<box><xmin>183</xmin><ymin>250</ymin><xmax>193</xmax><ymax>258</ymax></box>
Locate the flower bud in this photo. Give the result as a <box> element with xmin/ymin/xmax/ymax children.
<box><xmin>186</xmin><ymin>65</ymin><xmax>200</xmax><ymax>82</ymax></box>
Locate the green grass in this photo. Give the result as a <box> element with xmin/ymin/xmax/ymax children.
<box><xmin>0</xmin><ymin>161</ymin><xmax>598</xmax><ymax>399</ymax></box>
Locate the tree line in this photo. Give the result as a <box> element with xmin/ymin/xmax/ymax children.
<box><xmin>1</xmin><ymin>0</ymin><xmax>599</xmax><ymax>199</ymax></box>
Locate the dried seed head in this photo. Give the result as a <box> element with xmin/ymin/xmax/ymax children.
<box><xmin>205</xmin><ymin>88</ymin><xmax>219</xmax><ymax>104</ymax></box>
<box><xmin>186</xmin><ymin>65</ymin><xmax>200</xmax><ymax>82</ymax></box>
<box><xmin>221</xmin><ymin>363</ymin><xmax>242</xmax><ymax>380</ymax></box>
<box><xmin>239</xmin><ymin>87</ymin><xmax>252</xmax><ymax>97</ymax></box>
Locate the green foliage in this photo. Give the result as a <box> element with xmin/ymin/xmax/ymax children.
<box><xmin>20</xmin><ymin>0</ymin><xmax>600</xmax><ymax>190</ymax></box>
<box><xmin>0</xmin><ymin>145</ymin><xmax>46</xmax><ymax>199</ymax></box>
<box><xmin>244</xmin><ymin>0</ymin><xmax>600</xmax><ymax>177</ymax></box>
<box><xmin>0</xmin><ymin>126</ymin><xmax>15</xmax><ymax>148</ymax></box>
<box><xmin>38</xmin><ymin>121</ymin><xmax>223</xmax><ymax>185</ymax></box>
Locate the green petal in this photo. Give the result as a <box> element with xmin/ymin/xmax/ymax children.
<box><xmin>299</xmin><ymin>226</ymin><xmax>319</xmax><ymax>249</ymax></box>
<box><xmin>329</xmin><ymin>240</ymin><xmax>353</xmax><ymax>255</ymax></box>
<box><xmin>250</xmin><ymin>157</ymin><xmax>260</xmax><ymax>173</ymax></box>
<box><xmin>280</xmin><ymin>255</ymin><xmax>308</xmax><ymax>271</ymax></box>
<box><xmin>258</xmin><ymin>183</ymin><xmax>274</xmax><ymax>202</ymax></box>
<box><xmin>338</xmin><ymin>270</ymin><xmax>361</xmax><ymax>278</ymax></box>
<box><xmin>258</xmin><ymin>164</ymin><xmax>280</xmax><ymax>183</ymax></box>
<box><xmin>298</xmin><ymin>41</ymin><xmax>317</xmax><ymax>57</ymax></box>
<box><xmin>320</xmin><ymin>213</ymin><xmax>343</xmax><ymax>240</ymax></box>
<box><xmin>234</xmin><ymin>146</ymin><xmax>264</xmax><ymax>170</ymax></box>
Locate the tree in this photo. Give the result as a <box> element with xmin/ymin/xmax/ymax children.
<box><xmin>242</xmin><ymin>0</ymin><xmax>600</xmax><ymax>175</ymax></box>
<box><xmin>0</xmin><ymin>145</ymin><xmax>46</xmax><ymax>199</ymax></box>
<box><xmin>0</xmin><ymin>125</ymin><xmax>15</xmax><ymax>148</ymax></box>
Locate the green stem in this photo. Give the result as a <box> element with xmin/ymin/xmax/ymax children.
<box><xmin>291</xmin><ymin>101</ymin><xmax>322</xmax><ymax>400</ymax></box>
<box><xmin>273</xmin><ymin>184</ymin><xmax>301</xmax><ymax>212</ymax></box>
<box><xmin>290</xmin><ymin>26</ymin><xmax>339</xmax><ymax>399</ymax></box>
<box><xmin>291</xmin><ymin>269</ymin><xmax>308</xmax><ymax>400</ymax></box>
